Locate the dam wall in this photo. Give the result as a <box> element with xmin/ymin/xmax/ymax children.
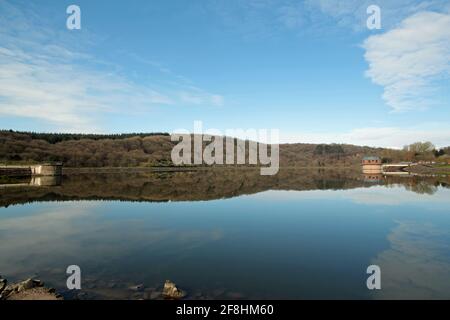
<box><xmin>0</xmin><ymin>164</ymin><xmax>62</xmax><ymax>177</ymax></box>
<box><xmin>30</xmin><ymin>164</ymin><xmax>63</xmax><ymax>176</ymax></box>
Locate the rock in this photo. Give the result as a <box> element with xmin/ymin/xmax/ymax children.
<box><xmin>131</xmin><ymin>292</ymin><xmax>143</xmax><ymax>300</ymax></box>
<box><xmin>17</xmin><ymin>278</ymin><xmax>39</xmax><ymax>292</ymax></box>
<box><xmin>6</xmin><ymin>278</ymin><xmax>43</xmax><ymax>293</ymax></box>
<box><xmin>149</xmin><ymin>291</ymin><xmax>161</xmax><ymax>300</ymax></box>
<box><xmin>75</xmin><ymin>292</ymin><xmax>89</xmax><ymax>300</ymax></box>
<box><xmin>0</xmin><ymin>277</ymin><xmax>62</xmax><ymax>300</ymax></box>
<box><xmin>86</xmin><ymin>283</ymin><xmax>96</xmax><ymax>289</ymax></box>
<box><xmin>128</xmin><ymin>284</ymin><xmax>144</xmax><ymax>291</ymax></box>
<box><xmin>6</xmin><ymin>287</ymin><xmax>63</xmax><ymax>300</ymax></box>
<box><xmin>0</xmin><ymin>276</ymin><xmax>7</xmax><ymax>298</ymax></box>
<box><xmin>0</xmin><ymin>276</ymin><xmax>6</xmax><ymax>291</ymax></box>
<box><xmin>162</xmin><ymin>280</ymin><xmax>186</xmax><ymax>299</ymax></box>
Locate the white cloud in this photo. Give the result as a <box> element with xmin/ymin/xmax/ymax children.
<box><xmin>363</xmin><ymin>11</ymin><xmax>450</xmax><ymax>111</ymax></box>
<box><xmin>282</xmin><ymin>125</ymin><xmax>450</xmax><ymax>148</ymax></box>
<box><xmin>0</xmin><ymin>46</ymin><xmax>175</xmax><ymax>132</ymax></box>
<box><xmin>0</xmin><ymin>1</ymin><xmax>224</xmax><ymax>132</ymax></box>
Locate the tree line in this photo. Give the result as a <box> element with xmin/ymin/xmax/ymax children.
<box><xmin>0</xmin><ymin>130</ymin><xmax>448</xmax><ymax>167</ymax></box>
<box><xmin>0</xmin><ymin>130</ymin><xmax>170</xmax><ymax>144</ymax></box>
<box><xmin>402</xmin><ymin>141</ymin><xmax>450</xmax><ymax>162</ymax></box>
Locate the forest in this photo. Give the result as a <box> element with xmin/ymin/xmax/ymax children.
<box><xmin>1</xmin><ymin>130</ymin><xmax>448</xmax><ymax>168</ymax></box>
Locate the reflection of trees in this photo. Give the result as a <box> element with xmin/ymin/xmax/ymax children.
<box><xmin>404</xmin><ymin>181</ymin><xmax>438</xmax><ymax>195</ymax></box>
<box><xmin>1</xmin><ymin>169</ymin><xmax>449</xmax><ymax>207</ymax></box>
<box><xmin>314</xmin><ymin>179</ymin><xmax>347</xmax><ymax>190</ymax></box>
<box><xmin>384</xmin><ymin>176</ymin><xmax>449</xmax><ymax>195</ymax></box>
<box><xmin>439</xmin><ymin>182</ymin><xmax>450</xmax><ymax>189</ymax></box>
<box><xmin>386</xmin><ymin>176</ymin><xmax>450</xmax><ymax>195</ymax></box>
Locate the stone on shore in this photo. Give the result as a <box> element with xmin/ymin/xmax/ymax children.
<box><xmin>0</xmin><ymin>276</ymin><xmax>7</xmax><ymax>296</ymax></box>
<box><xmin>162</xmin><ymin>280</ymin><xmax>186</xmax><ymax>299</ymax></box>
<box><xmin>0</xmin><ymin>277</ymin><xmax>62</xmax><ymax>300</ymax></box>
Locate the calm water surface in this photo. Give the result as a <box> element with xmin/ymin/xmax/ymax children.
<box><xmin>1</xmin><ymin>170</ymin><xmax>449</xmax><ymax>299</ymax></box>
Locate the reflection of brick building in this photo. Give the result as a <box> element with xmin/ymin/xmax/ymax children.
<box><xmin>362</xmin><ymin>156</ymin><xmax>382</xmax><ymax>174</ymax></box>
<box><xmin>363</xmin><ymin>174</ymin><xmax>382</xmax><ymax>182</ymax></box>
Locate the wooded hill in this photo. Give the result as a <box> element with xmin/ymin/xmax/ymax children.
<box><xmin>0</xmin><ymin>130</ymin><xmax>419</xmax><ymax>168</ymax></box>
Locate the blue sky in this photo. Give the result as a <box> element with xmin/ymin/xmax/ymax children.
<box><xmin>0</xmin><ymin>0</ymin><xmax>449</xmax><ymax>148</ymax></box>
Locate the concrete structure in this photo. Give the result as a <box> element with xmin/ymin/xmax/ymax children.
<box><xmin>0</xmin><ymin>163</ymin><xmax>62</xmax><ymax>177</ymax></box>
<box><xmin>29</xmin><ymin>175</ymin><xmax>62</xmax><ymax>186</ymax></box>
<box><xmin>0</xmin><ymin>176</ymin><xmax>61</xmax><ymax>188</ymax></box>
<box><xmin>381</xmin><ymin>163</ymin><xmax>415</xmax><ymax>175</ymax></box>
<box><xmin>362</xmin><ymin>156</ymin><xmax>418</xmax><ymax>176</ymax></box>
<box><xmin>30</xmin><ymin>164</ymin><xmax>63</xmax><ymax>176</ymax></box>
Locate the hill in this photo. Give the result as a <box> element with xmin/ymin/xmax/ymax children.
<box><xmin>0</xmin><ymin>130</ymin><xmax>407</xmax><ymax>168</ymax></box>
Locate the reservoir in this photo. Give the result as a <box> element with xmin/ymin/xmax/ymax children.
<box><xmin>1</xmin><ymin>169</ymin><xmax>449</xmax><ymax>299</ymax></box>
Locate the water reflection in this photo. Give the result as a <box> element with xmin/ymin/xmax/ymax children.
<box><xmin>0</xmin><ymin>175</ymin><xmax>61</xmax><ymax>189</ymax></box>
<box><xmin>373</xmin><ymin>221</ymin><xmax>450</xmax><ymax>299</ymax></box>
<box><xmin>0</xmin><ymin>169</ymin><xmax>449</xmax><ymax>299</ymax></box>
<box><xmin>1</xmin><ymin>168</ymin><xmax>449</xmax><ymax>207</ymax></box>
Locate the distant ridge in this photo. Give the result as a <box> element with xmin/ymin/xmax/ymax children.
<box><xmin>0</xmin><ymin>129</ymin><xmax>170</xmax><ymax>144</ymax></box>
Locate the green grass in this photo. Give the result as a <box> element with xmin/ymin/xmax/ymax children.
<box><xmin>433</xmin><ymin>164</ymin><xmax>450</xmax><ymax>168</ymax></box>
<box><xmin>431</xmin><ymin>164</ymin><xmax>450</xmax><ymax>175</ymax></box>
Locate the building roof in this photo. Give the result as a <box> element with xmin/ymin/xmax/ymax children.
<box><xmin>363</xmin><ymin>156</ymin><xmax>381</xmax><ymax>160</ymax></box>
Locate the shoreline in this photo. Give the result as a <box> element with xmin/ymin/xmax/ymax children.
<box><xmin>61</xmin><ymin>165</ymin><xmax>359</xmax><ymax>174</ymax></box>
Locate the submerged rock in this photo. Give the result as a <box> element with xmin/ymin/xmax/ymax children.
<box><xmin>149</xmin><ymin>291</ymin><xmax>161</xmax><ymax>300</ymax></box>
<box><xmin>162</xmin><ymin>280</ymin><xmax>186</xmax><ymax>299</ymax></box>
<box><xmin>128</xmin><ymin>284</ymin><xmax>144</xmax><ymax>291</ymax></box>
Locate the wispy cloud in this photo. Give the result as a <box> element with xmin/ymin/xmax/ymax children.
<box><xmin>179</xmin><ymin>89</ymin><xmax>224</xmax><ymax>107</ymax></box>
<box><xmin>0</xmin><ymin>45</ymin><xmax>174</xmax><ymax>132</ymax></box>
<box><xmin>363</xmin><ymin>11</ymin><xmax>450</xmax><ymax>112</ymax></box>
<box><xmin>0</xmin><ymin>1</ymin><xmax>224</xmax><ymax>132</ymax></box>
<box><xmin>305</xmin><ymin>0</ymin><xmax>447</xmax><ymax>31</ymax></box>
<box><xmin>208</xmin><ymin>0</ymin><xmax>448</xmax><ymax>36</ymax></box>
<box><xmin>126</xmin><ymin>53</ymin><xmax>225</xmax><ymax>107</ymax></box>
<box><xmin>282</xmin><ymin>124</ymin><xmax>450</xmax><ymax>148</ymax></box>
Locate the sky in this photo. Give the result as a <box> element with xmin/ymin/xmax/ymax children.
<box><xmin>0</xmin><ymin>0</ymin><xmax>449</xmax><ymax>148</ymax></box>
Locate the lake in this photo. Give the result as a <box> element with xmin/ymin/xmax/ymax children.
<box><xmin>1</xmin><ymin>169</ymin><xmax>449</xmax><ymax>299</ymax></box>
